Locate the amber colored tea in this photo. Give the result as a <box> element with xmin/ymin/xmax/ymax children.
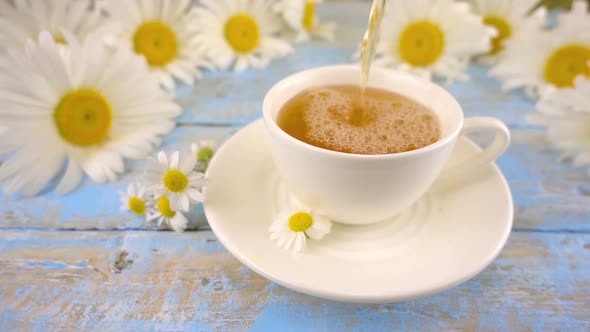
<box><xmin>277</xmin><ymin>85</ymin><xmax>441</xmax><ymax>154</ymax></box>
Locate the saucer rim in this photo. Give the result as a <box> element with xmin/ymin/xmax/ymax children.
<box><xmin>204</xmin><ymin>119</ymin><xmax>514</xmax><ymax>303</ymax></box>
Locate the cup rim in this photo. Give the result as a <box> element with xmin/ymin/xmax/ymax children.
<box><xmin>262</xmin><ymin>65</ymin><xmax>464</xmax><ymax>160</ymax></box>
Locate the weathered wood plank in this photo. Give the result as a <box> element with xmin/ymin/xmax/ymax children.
<box><xmin>0</xmin><ymin>230</ymin><xmax>587</xmax><ymax>331</ymax></box>
<box><xmin>176</xmin><ymin>2</ymin><xmax>535</xmax><ymax>129</ymax></box>
<box><xmin>0</xmin><ymin>126</ymin><xmax>238</xmax><ymax>230</ymax></box>
<box><xmin>174</xmin><ymin>2</ymin><xmax>368</xmax><ymax>126</ymax></box>
<box><xmin>1</xmin><ymin>3</ymin><xmax>585</xmax><ymax>231</ymax></box>
<box><xmin>0</xmin><ymin>2</ymin><xmax>586</xmax><ymax>332</ymax></box>
<box><xmin>498</xmin><ymin>129</ymin><xmax>590</xmax><ymax>232</ymax></box>
<box><xmin>1</xmin><ymin>125</ymin><xmax>590</xmax><ymax>232</ymax></box>
<box><xmin>177</xmin><ymin>64</ymin><xmax>536</xmax><ymax>129</ymax></box>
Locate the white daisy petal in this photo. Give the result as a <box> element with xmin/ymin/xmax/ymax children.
<box><xmin>470</xmin><ymin>0</ymin><xmax>546</xmax><ymax>65</ymax></box>
<box><xmin>314</xmin><ymin>22</ymin><xmax>337</xmax><ymax>42</ymax></box>
<box><xmin>275</xmin><ymin>0</ymin><xmax>336</xmax><ymax>43</ymax></box>
<box><xmin>179</xmin><ymin>194</ymin><xmax>190</xmax><ymax>212</ymax></box>
<box><xmin>119</xmin><ymin>183</ymin><xmax>149</xmax><ymax>218</ymax></box>
<box><xmin>490</xmin><ymin>1</ymin><xmax>590</xmax><ymax>98</ymax></box>
<box><xmin>170</xmin><ymin>212</ymin><xmax>189</xmax><ymax>232</ymax></box>
<box><xmin>372</xmin><ymin>0</ymin><xmax>494</xmax><ymax>82</ymax></box>
<box><xmin>170</xmin><ymin>151</ymin><xmax>180</xmax><ymax>169</ymax></box>
<box><xmin>144</xmin><ymin>151</ymin><xmax>206</xmax><ymax>212</ymax></box>
<box><xmin>276</xmin><ymin>232</ymin><xmax>292</xmax><ymax>249</ymax></box>
<box><xmin>192</xmin><ymin>0</ymin><xmax>293</xmax><ymax>71</ymax></box>
<box><xmin>269</xmin><ymin>204</ymin><xmax>333</xmax><ymax>253</ymax></box>
<box><xmin>180</xmin><ymin>152</ymin><xmax>197</xmax><ymax>173</ymax></box>
<box><xmin>18</xmin><ymin>151</ymin><xmax>63</xmax><ymax>196</ymax></box>
<box><xmin>186</xmin><ymin>188</ymin><xmax>204</xmax><ymax>202</ymax></box>
<box><xmin>282</xmin><ymin>232</ymin><xmax>297</xmax><ymax>250</ymax></box>
<box><xmin>168</xmin><ymin>193</ymin><xmax>180</xmax><ymax>211</ymax></box>
<box><xmin>307</xmin><ymin>214</ymin><xmax>332</xmax><ymax>240</ymax></box>
<box><xmin>0</xmin><ymin>32</ymin><xmax>180</xmax><ymax>195</ymax></box>
<box><xmin>529</xmin><ymin>77</ymin><xmax>590</xmax><ymax>171</ymax></box>
<box><xmin>234</xmin><ymin>57</ymin><xmax>249</xmax><ymax>72</ymax></box>
<box><xmin>100</xmin><ymin>0</ymin><xmax>211</xmax><ymax>89</ymax></box>
<box><xmin>0</xmin><ymin>0</ymin><xmax>118</xmax><ymax>53</ymax></box>
<box><xmin>293</xmin><ymin>232</ymin><xmax>306</xmax><ymax>254</ymax></box>
<box><xmin>127</xmin><ymin>183</ymin><xmax>136</xmax><ymax>196</ymax></box>
<box><xmin>55</xmin><ymin>158</ymin><xmax>84</xmax><ymax>195</ymax></box>
<box><xmin>158</xmin><ymin>151</ymin><xmax>168</xmax><ymax>165</ymax></box>
<box><xmin>0</xmin><ymin>145</ymin><xmax>38</xmax><ymax>183</ymax></box>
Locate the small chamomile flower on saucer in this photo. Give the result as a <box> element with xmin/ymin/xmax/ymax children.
<box><xmin>148</xmin><ymin>195</ymin><xmax>189</xmax><ymax>232</ymax></box>
<box><xmin>469</xmin><ymin>0</ymin><xmax>547</xmax><ymax>65</ymax></box>
<box><xmin>269</xmin><ymin>203</ymin><xmax>332</xmax><ymax>254</ymax></box>
<box><xmin>528</xmin><ymin>77</ymin><xmax>590</xmax><ymax>171</ymax></box>
<box><xmin>274</xmin><ymin>0</ymin><xmax>337</xmax><ymax>43</ymax></box>
<box><xmin>145</xmin><ymin>151</ymin><xmax>205</xmax><ymax>212</ymax></box>
<box><xmin>120</xmin><ymin>183</ymin><xmax>149</xmax><ymax>219</ymax></box>
<box><xmin>490</xmin><ymin>1</ymin><xmax>590</xmax><ymax>98</ymax></box>
<box><xmin>99</xmin><ymin>0</ymin><xmax>212</xmax><ymax>91</ymax></box>
<box><xmin>191</xmin><ymin>0</ymin><xmax>294</xmax><ymax>71</ymax></box>
<box><xmin>0</xmin><ymin>0</ymin><xmax>117</xmax><ymax>51</ymax></box>
<box><xmin>191</xmin><ymin>139</ymin><xmax>217</xmax><ymax>172</ymax></box>
<box><xmin>374</xmin><ymin>0</ymin><xmax>494</xmax><ymax>81</ymax></box>
<box><xmin>0</xmin><ymin>32</ymin><xmax>181</xmax><ymax>196</ymax></box>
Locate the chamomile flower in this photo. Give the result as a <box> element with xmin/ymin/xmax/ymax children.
<box><xmin>191</xmin><ymin>139</ymin><xmax>217</xmax><ymax>172</ymax></box>
<box><xmin>274</xmin><ymin>0</ymin><xmax>337</xmax><ymax>43</ymax></box>
<box><xmin>145</xmin><ymin>151</ymin><xmax>204</xmax><ymax>212</ymax></box>
<box><xmin>0</xmin><ymin>0</ymin><xmax>117</xmax><ymax>52</ymax></box>
<box><xmin>120</xmin><ymin>183</ymin><xmax>149</xmax><ymax>219</ymax></box>
<box><xmin>469</xmin><ymin>0</ymin><xmax>547</xmax><ymax>65</ymax></box>
<box><xmin>191</xmin><ymin>0</ymin><xmax>294</xmax><ymax>71</ymax></box>
<box><xmin>269</xmin><ymin>203</ymin><xmax>332</xmax><ymax>254</ymax></box>
<box><xmin>148</xmin><ymin>194</ymin><xmax>189</xmax><ymax>232</ymax></box>
<box><xmin>99</xmin><ymin>0</ymin><xmax>212</xmax><ymax>91</ymax></box>
<box><xmin>490</xmin><ymin>1</ymin><xmax>590</xmax><ymax>98</ymax></box>
<box><xmin>528</xmin><ymin>77</ymin><xmax>590</xmax><ymax>171</ymax></box>
<box><xmin>374</xmin><ymin>0</ymin><xmax>494</xmax><ymax>81</ymax></box>
<box><xmin>0</xmin><ymin>32</ymin><xmax>181</xmax><ymax>196</ymax></box>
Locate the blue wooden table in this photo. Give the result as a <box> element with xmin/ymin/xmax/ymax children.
<box><xmin>1</xmin><ymin>2</ymin><xmax>589</xmax><ymax>331</ymax></box>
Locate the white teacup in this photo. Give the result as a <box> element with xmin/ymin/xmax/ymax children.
<box><xmin>263</xmin><ymin>65</ymin><xmax>510</xmax><ymax>225</ymax></box>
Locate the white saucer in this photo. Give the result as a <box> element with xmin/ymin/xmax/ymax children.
<box><xmin>204</xmin><ymin>120</ymin><xmax>513</xmax><ymax>303</ymax></box>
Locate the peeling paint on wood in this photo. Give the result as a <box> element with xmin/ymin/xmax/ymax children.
<box><xmin>111</xmin><ymin>251</ymin><xmax>133</xmax><ymax>273</ymax></box>
<box><xmin>0</xmin><ymin>1</ymin><xmax>589</xmax><ymax>331</ymax></box>
<box><xmin>1</xmin><ymin>125</ymin><xmax>589</xmax><ymax>232</ymax></box>
<box><xmin>0</xmin><ymin>2</ymin><xmax>589</xmax><ymax>233</ymax></box>
<box><xmin>0</xmin><ymin>231</ymin><xmax>588</xmax><ymax>331</ymax></box>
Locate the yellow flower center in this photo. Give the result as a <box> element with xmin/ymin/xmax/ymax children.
<box><xmin>40</xmin><ymin>33</ymin><xmax>67</xmax><ymax>45</ymax></box>
<box><xmin>128</xmin><ymin>197</ymin><xmax>146</xmax><ymax>216</ymax></box>
<box><xmin>398</xmin><ymin>21</ymin><xmax>445</xmax><ymax>67</ymax></box>
<box><xmin>288</xmin><ymin>212</ymin><xmax>313</xmax><ymax>232</ymax></box>
<box><xmin>163</xmin><ymin>169</ymin><xmax>188</xmax><ymax>193</ymax></box>
<box><xmin>302</xmin><ymin>1</ymin><xmax>317</xmax><ymax>32</ymax></box>
<box><xmin>156</xmin><ymin>195</ymin><xmax>176</xmax><ymax>218</ymax></box>
<box><xmin>53</xmin><ymin>89</ymin><xmax>112</xmax><ymax>146</ymax></box>
<box><xmin>54</xmin><ymin>35</ymin><xmax>67</xmax><ymax>45</ymax></box>
<box><xmin>197</xmin><ymin>146</ymin><xmax>214</xmax><ymax>162</ymax></box>
<box><xmin>483</xmin><ymin>16</ymin><xmax>512</xmax><ymax>55</ymax></box>
<box><xmin>224</xmin><ymin>14</ymin><xmax>260</xmax><ymax>54</ymax></box>
<box><xmin>133</xmin><ymin>21</ymin><xmax>178</xmax><ymax>67</ymax></box>
<box><xmin>544</xmin><ymin>44</ymin><xmax>590</xmax><ymax>88</ymax></box>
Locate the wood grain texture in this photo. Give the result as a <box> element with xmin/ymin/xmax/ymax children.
<box><xmin>1</xmin><ymin>124</ymin><xmax>589</xmax><ymax>232</ymax></box>
<box><xmin>0</xmin><ymin>230</ymin><xmax>588</xmax><ymax>331</ymax></box>
<box><xmin>0</xmin><ymin>1</ymin><xmax>589</xmax><ymax>331</ymax></box>
<box><xmin>0</xmin><ymin>126</ymin><xmax>237</xmax><ymax>231</ymax></box>
<box><xmin>1</xmin><ymin>4</ymin><xmax>589</xmax><ymax>232</ymax></box>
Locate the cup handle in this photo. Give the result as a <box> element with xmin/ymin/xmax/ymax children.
<box><xmin>440</xmin><ymin>117</ymin><xmax>510</xmax><ymax>182</ymax></box>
